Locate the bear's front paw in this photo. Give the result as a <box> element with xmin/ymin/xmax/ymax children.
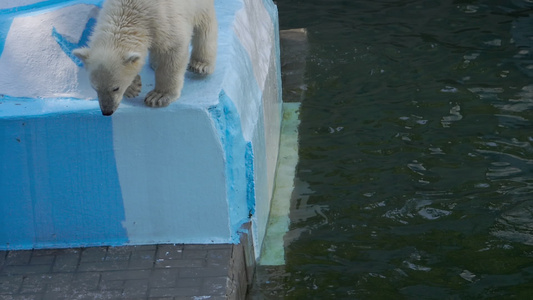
<box><xmin>144</xmin><ymin>90</ymin><xmax>179</xmax><ymax>107</ymax></box>
<box><xmin>125</xmin><ymin>74</ymin><xmax>142</xmax><ymax>98</ymax></box>
<box><xmin>188</xmin><ymin>60</ymin><xmax>215</xmax><ymax>75</ymax></box>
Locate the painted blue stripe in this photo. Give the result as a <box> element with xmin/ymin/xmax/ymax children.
<box><xmin>246</xmin><ymin>141</ymin><xmax>256</xmax><ymax>216</ymax></box>
<box><xmin>52</xmin><ymin>17</ymin><xmax>96</xmax><ymax>67</ymax></box>
<box><xmin>0</xmin><ymin>0</ymin><xmax>102</xmax><ymax>16</ymax></box>
<box><xmin>209</xmin><ymin>91</ymin><xmax>253</xmax><ymax>244</ymax></box>
<box><xmin>0</xmin><ymin>113</ymin><xmax>127</xmax><ymax>249</ymax></box>
<box><xmin>0</xmin><ymin>17</ymin><xmax>13</xmax><ymax>58</ymax></box>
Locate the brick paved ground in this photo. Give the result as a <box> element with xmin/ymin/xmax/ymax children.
<box><xmin>0</xmin><ymin>244</ymin><xmax>249</xmax><ymax>300</ymax></box>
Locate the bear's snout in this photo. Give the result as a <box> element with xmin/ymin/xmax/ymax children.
<box><xmin>97</xmin><ymin>92</ymin><xmax>120</xmax><ymax>116</ymax></box>
<box><xmin>102</xmin><ymin>110</ymin><xmax>114</xmax><ymax>116</ymax></box>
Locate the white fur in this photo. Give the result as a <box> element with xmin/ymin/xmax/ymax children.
<box><xmin>73</xmin><ymin>0</ymin><xmax>218</xmax><ymax>115</ymax></box>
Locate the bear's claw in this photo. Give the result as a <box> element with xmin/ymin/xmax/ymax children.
<box><xmin>144</xmin><ymin>90</ymin><xmax>179</xmax><ymax>107</ymax></box>
<box><xmin>124</xmin><ymin>74</ymin><xmax>142</xmax><ymax>98</ymax></box>
<box><xmin>188</xmin><ymin>60</ymin><xmax>215</xmax><ymax>75</ymax></box>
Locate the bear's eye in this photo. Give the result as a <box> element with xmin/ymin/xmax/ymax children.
<box><xmin>112</xmin><ymin>87</ymin><xmax>120</xmax><ymax>92</ymax></box>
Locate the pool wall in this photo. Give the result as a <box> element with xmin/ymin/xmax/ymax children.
<box><xmin>0</xmin><ymin>0</ymin><xmax>281</xmax><ymax>254</ymax></box>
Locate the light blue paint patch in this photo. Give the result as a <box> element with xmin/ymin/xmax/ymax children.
<box><xmin>52</xmin><ymin>17</ymin><xmax>95</xmax><ymax>67</ymax></box>
<box><xmin>0</xmin><ymin>18</ymin><xmax>13</xmax><ymax>58</ymax></box>
<box><xmin>209</xmin><ymin>90</ymin><xmax>251</xmax><ymax>244</ymax></box>
<box><xmin>0</xmin><ymin>113</ymin><xmax>128</xmax><ymax>250</ymax></box>
<box><xmin>0</xmin><ymin>0</ymin><xmax>102</xmax><ymax>17</ymax></box>
<box><xmin>246</xmin><ymin>141</ymin><xmax>256</xmax><ymax>216</ymax></box>
<box><xmin>0</xmin><ymin>96</ymin><xmax>99</xmax><ymax>118</ymax></box>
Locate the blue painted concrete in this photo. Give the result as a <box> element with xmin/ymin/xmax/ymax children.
<box><xmin>0</xmin><ymin>18</ymin><xmax>12</xmax><ymax>57</ymax></box>
<box><xmin>0</xmin><ymin>112</ymin><xmax>128</xmax><ymax>249</ymax></box>
<box><xmin>0</xmin><ymin>0</ymin><xmax>282</xmax><ymax>251</ymax></box>
<box><xmin>209</xmin><ymin>91</ymin><xmax>252</xmax><ymax>244</ymax></box>
<box><xmin>246</xmin><ymin>141</ymin><xmax>256</xmax><ymax>216</ymax></box>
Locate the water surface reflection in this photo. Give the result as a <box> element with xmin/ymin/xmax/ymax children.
<box><xmin>254</xmin><ymin>0</ymin><xmax>533</xmax><ymax>298</ymax></box>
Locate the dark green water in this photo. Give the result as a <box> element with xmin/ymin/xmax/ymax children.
<box><xmin>255</xmin><ymin>0</ymin><xmax>533</xmax><ymax>299</ymax></box>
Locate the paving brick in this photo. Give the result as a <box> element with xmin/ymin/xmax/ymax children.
<box><xmin>0</xmin><ymin>275</ymin><xmax>23</xmax><ymax>295</ymax></box>
<box><xmin>77</xmin><ymin>260</ymin><xmax>129</xmax><ymax>272</ymax></box>
<box><xmin>175</xmin><ymin>277</ymin><xmax>202</xmax><ymax>288</ymax></box>
<box><xmin>43</xmin><ymin>273</ymin><xmax>74</xmax><ymax>294</ymax></box>
<box><xmin>101</xmin><ymin>269</ymin><xmax>151</xmax><ymax>281</ymax></box>
<box><xmin>98</xmin><ymin>278</ymin><xmax>124</xmax><ymax>291</ymax></box>
<box><xmin>70</xmin><ymin>290</ymin><xmax>123</xmax><ymax>300</ymax></box>
<box><xmin>2</xmin><ymin>264</ymin><xmax>51</xmax><ymax>275</ymax></box>
<box><xmin>31</xmin><ymin>249</ymin><xmax>73</xmax><ymax>257</ymax></box>
<box><xmin>179</xmin><ymin>267</ymin><xmax>229</xmax><ymax>278</ymax></box>
<box><xmin>5</xmin><ymin>251</ymin><xmax>32</xmax><ymax>266</ymax></box>
<box><xmin>43</xmin><ymin>290</ymin><xmax>68</xmax><ymax>300</ymax></box>
<box><xmin>148</xmin><ymin>286</ymin><xmax>201</xmax><ymax>298</ymax></box>
<box><xmin>9</xmin><ymin>293</ymin><xmax>43</xmax><ymax>300</ymax></box>
<box><xmin>41</xmin><ymin>273</ymin><xmax>75</xmax><ymax>291</ymax></box>
<box><xmin>183</xmin><ymin>244</ymin><xmax>224</xmax><ymax>250</ymax></box>
<box><xmin>154</xmin><ymin>258</ymin><xmax>205</xmax><ymax>269</ymax></box>
<box><xmin>72</xmin><ymin>272</ymin><xmax>101</xmax><ymax>291</ymax></box>
<box><xmin>155</xmin><ymin>245</ymin><xmax>184</xmax><ymax>260</ymax></box>
<box><xmin>43</xmin><ymin>282</ymin><xmax>71</xmax><ymax>296</ymax></box>
<box><xmin>105</xmin><ymin>246</ymin><xmax>133</xmax><ymax>262</ymax></box>
<box><xmin>132</xmin><ymin>245</ymin><xmax>157</xmax><ymax>251</ymax></box>
<box><xmin>122</xmin><ymin>279</ymin><xmax>149</xmax><ymax>298</ymax></box>
<box><xmin>29</xmin><ymin>255</ymin><xmax>55</xmax><ymax>266</ymax></box>
<box><xmin>80</xmin><ymin>247</ymin><xmax>108</xmax><ymax>263</ymax></box>
<box><xmin>181</xmin><ymin>248</ymin><xmax>209</xmax><ymax>260</ymax></box>
<box><xmin>202</xmin><ymin>276</ymin><xmax>228</xmax><ymax>296</ymax></box>
<box><xmin>1</xmin><ymin>251</ymin><xmax>8</xmax><ymax>267</ymax></box>
<box><xmin>52</xmin><ymin>253</ymin><xmax>80</xmax><ymax>273</ymax></box>
<box><xmin>207</xmin><ymin>249</ymin><xmax>233</xmax><ymax>267</ymax></box>
<box><xmin>149</xmin><ymin>269</ymin><xmax>179</xmax><ymax>288</ymax></box>
<box><xmin>128</xmin><ymin>250</ymin><xmax>156</xmax><ymax>270</ymax></box>
<box><xmin>20</xmin><ymin>274</ymin><xmax>48</xmax><ymax>294</ymax></box>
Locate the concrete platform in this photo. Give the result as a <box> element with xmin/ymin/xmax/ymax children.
<box><xmin>0</xmin><ymin>27</ymin><xmax>307</xmax><ymax>300</ymax></box>
<box><xmin>0</xmin><ymin>0</ymin><xmax>281</xmax><ymax>259</ymax></box>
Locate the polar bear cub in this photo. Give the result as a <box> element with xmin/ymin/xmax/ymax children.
<box><xmin>73</xmin><ymin>0</ymin><xmax>218</xmax><ymax>116</ymax></box>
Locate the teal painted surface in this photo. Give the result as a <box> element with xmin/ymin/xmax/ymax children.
<box><xmin>0</xmin><ymin>18</ymin><xmax>12</xmax><ymax>57</ymax></box>
<box><xmin>209</xmin><ymin>91</ymin><xmax>253</xmax><ymax>243</ymax></box>
<box><xmin>52</xmin><ymin>16</ymin><xmax>96</xmax><ymax>67</ymax></box>
<box><xmin>0</xmin><ymin>113</ymin><xmax>128</xmax><ymax>249</ymax></box>
<box><xmin>246</xmin><ymin>141</ymin><xmax>256</xmax><ymax>216</ymax></box>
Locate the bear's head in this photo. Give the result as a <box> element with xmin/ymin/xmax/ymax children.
<box><xmin>73</xmin><ymin>47</ymin><xmax>143</xmax><ymax>116</ymax></box>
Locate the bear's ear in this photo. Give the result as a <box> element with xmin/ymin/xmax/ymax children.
<box><xmin>73</xmin><ymin>48</ymin><xmax>90</xmax><ymax>63</ymax></box>
<box><xmin>123</xmin><ymin>52</ymin><xmax>141</xmax><ymax>65</ymax></box>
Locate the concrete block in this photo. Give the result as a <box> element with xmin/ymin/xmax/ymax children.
<box><xmin>0</xmin><ymin>0</ymin><xmax>282</xmax><ymax>255</ymax></box>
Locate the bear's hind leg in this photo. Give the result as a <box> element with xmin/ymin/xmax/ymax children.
<box><xmin>188</xmin><ymin>7</ymin><xmax>218</xmax><ymax>75</ymax></box>
<box><xmin>124</xmin><ymin>74</ymin><xmax>142</xmax><ymax>98</ymax></box>
<box><xmin>145</xmin><ymin>48</ymin><xmax>188</xmax><ymax>107</ymax></box>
